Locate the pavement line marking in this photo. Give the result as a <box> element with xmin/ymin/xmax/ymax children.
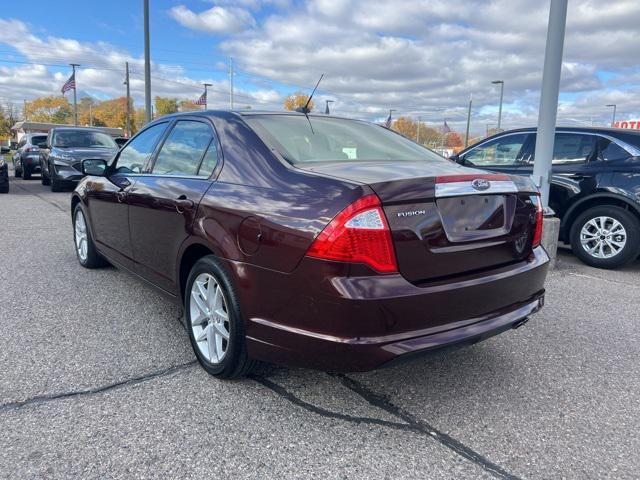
<box><xmin>565</xmin><ymin>271</ymin><xmax>639</xmax><ymax>288</ymax></box>
<box><xmin>251</xmin><ymin>373</ymin><xmax>519</xmax><ymax>480</ymax></box>
<box><xmin>0</xmin><ymin>361</ymin><xmax>198</xmax><ymax>413</ymax></box>
<box><xmin>333</xmin><ymin>374</ymin><xmax>520</xmax><ymax>480</ymax></box>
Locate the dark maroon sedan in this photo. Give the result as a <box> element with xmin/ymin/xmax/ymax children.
<box><xmin>71</xmin><ymin>111</ymin><xmax>548</xmax><ymax>378</ymax></box>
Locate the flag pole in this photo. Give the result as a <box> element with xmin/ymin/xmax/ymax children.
<box><xmin>70</xmin><ymin>63</ymin><xmax>80</xmax><ymax>126</ymax></box>
<box><xmin>203</xmin><ymin>83</ymin><xmax>212</xmax><ymax>110</ymax></box>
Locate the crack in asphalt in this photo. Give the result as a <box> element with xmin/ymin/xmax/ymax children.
<box><xmin>0</xmin><ymin>361</ymin><xmax>198</xmax><ymax>413</ymax></box>
<box><xmin>251</xmin><ymin>372</ymin><xmax>519</xmax><ymax>480</ymax></box>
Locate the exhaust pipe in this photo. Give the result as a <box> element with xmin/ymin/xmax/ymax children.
<box><xmin>512</xmin><ymin>317</ymin><xmax>529</xmax><ymax>329</ymax></box>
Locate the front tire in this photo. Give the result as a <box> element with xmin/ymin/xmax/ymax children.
<box><xmin>73</xmin><ymin>205</ymin><xmax>106</xmax><ymax>268</ymax></box>
<box><xmin>185</xmin><ymin>256</ymin><xmax>255</xmax><ymax>379</ymax></box>
<box><xmin>51</xmin><ymin>170</ymin><xmax>62</xmax><ymax>192</ymax></box>
<box><xmin>41</xmin><ymin>169</ymin><xmax>51</xmax><ymax>185</ymax></box>
<box><xmin>570</xmin><ymin>205</ymin><xmax>640</xmax><ymax>269</ymax></box>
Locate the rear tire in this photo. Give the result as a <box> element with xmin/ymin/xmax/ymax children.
<box><xmin>51</xmin><ymin>172</ymin><xmax>62</xmax><ymax>192</ymax></box>
<box><xmin>14</xmin><ymin>164</ymin><xmax>21</xmax><ymax>177</ymax></box>
<box><xmin>73</xmin><ymin>204</ymin><xmax>106</xmax><ymax>269</ymax></box>
<box><xmin>185</xmin><ymin>255</ymin><xmax>256</xmax><ymax>379</ymax></box>
<box><xmin>570</xmin><ymin>205</ymin><xmax>640</xmax><ymax>269</ymax></box>
<box><xmin>22</xmin><ymin>165</ymin><xmax>31</xmax><ymax>180</ymax></box>
<box><xmin>41</xmin><ymin>165</ymin><xmax>51</xmax><ymax>186</ymax></box>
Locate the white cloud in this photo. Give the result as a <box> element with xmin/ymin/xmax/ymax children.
<box><xmin>169</xmin><ymin>5</ymin><xmax>255</xmax><ymax>35</ymax></box>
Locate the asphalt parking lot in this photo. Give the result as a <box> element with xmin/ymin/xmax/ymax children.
<box><xmin>1</xmin><ymin>170</ymin><xmax>639</xmax><ymax>480</ymax></box>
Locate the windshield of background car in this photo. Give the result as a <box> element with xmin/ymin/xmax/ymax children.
<box><xmin>53</xmin><ymin>130</ymin><xmax>117</xmax><ymax>149</ymax></box>
<box><xmin>245</xmin><ymin>115</ymin><xmax>447</xmax><ymax>164</ymax></box>
<box><xmin>32</xmin><ymin>135</ymin><xmax>47</xmax><ymax>145</ymax></box>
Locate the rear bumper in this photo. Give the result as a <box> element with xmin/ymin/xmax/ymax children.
<box><xmin>22</xmin><ymin>154</ymin><xmax>41</xmax><ymax>170</ymax></box>
<box><xmin>236</xmin><ymin>247</ymin><xmax>550</xmax><ymax>372</ymax></box>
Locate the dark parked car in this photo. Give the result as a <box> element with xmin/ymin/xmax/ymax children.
<box><xmin>71</xmin><ymin>111</ymin><xmax>548</xmax><ymax>379</ymax></box>
<box><xmin>0</xmin><ymin>147</ymin><xmax>9</xmax><ymax>193</ymax></box>
<box><xmin>13</xmin><ymin>133</ymin><xmax>48</xmax><ymax>179</ymax></box>
<box><xmin>452</xmin><ymin>127</ymin><xmax>640</xmax><ymax>268</ymax></box>
<box><xmin>41</xmin><ymin>127</ymin><xmax>119</xmax><ymax>192</ymax></box>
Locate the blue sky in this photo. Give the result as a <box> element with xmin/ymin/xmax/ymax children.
<box><xmin>1</xmin><ymin>0</ymin><xmax>639</xmax><ymax>131</ymax></box>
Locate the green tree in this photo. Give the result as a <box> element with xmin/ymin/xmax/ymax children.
<box><xmin>155</xmin><ymin>96</ymin><xmax>179</xmax><ymax>116</ymax></box>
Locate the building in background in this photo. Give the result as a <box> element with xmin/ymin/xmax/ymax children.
<box><xmin>11</xmin><ymin>121</ymin><xmax>124</xmax><ymax>145</ymax></box>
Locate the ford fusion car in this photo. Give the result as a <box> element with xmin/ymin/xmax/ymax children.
<box><xmin>71</xmin><ymin>111</ymin><xmax>549</xmax><ymax>379</ymax></box>
<box><xmin>41</xmin><ymin>127</ymin><xmax>119</xmax><ymax>191</ymax></box>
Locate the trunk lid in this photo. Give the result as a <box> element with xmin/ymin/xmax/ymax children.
<box><xmin>297</xmin><ymin>161</ymin><xmax>540</xmax><ymax>283</ymax></box>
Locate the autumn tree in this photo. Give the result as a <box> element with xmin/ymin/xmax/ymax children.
<box><xmin>446</xmin><ymin>132</ymin><xmax>463</xmax><ymax>148</ymax></box>
<box><xmin>284</xmin><ymin>92</ymin><xmax>314</xmax><ymax>112</ymax></box>
<box><xmin>93</xmin><ymin>97</ymin><xmax>128</xmax><ymax>130</ymax></box>
<box><xmin>25</xmin><ymin>96</ymin><xmax>72</xmax><ymax>124</ymax></box>
<box><xmin>155</xmin><ymin>96</ymin><xmax>179</xmax><ymax>116</ymax></box>
<box><xmin>179</xmin><ymin>99</ymin><xmax>200</xmax><ymax>112</ymax></box>
<box><xmin>78</xmin><ymin>97</ymin><xmax>104</xmax><ymax>126</ymax></box>
<box><xmin>391</xmin><ymin>117</ymin><xmax>417</xmax><ymax>139</ymax></box>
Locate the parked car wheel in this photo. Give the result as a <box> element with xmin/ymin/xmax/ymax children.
<box><xmin>73</xmin><ymin>205</ymin><xmax>106</xmax><ymax>268</ymax></box>
<box><xmin>50</xmin><ymin>168</ymin><xmax>62</xmax><ymax>192</ymax></box>
<box><xmin>41</xmin><ymin>170</ymin><xmax>51</xmax><ymax>185</ymax></box>
<box><xmin>185</xmin><ymin>256</ymin><xmax>255</xmax><ymax>379</ymax></box>
<box><xmin>570</xmin><ymin>206</ymin><xmax>640</xmax><ymax>269</ymax></box>
<box><xmin>22</xmin><ymin>165</ymin><xmax>31</xmax><ymax>180</ymax></box>
<box><xmin>14</xmin><ymin>164</ymin><xmax>21</xmax><ymax>177</ymax></box>
<box><xmin>0</xmin><ymin>184</ymin><xmax>8</xmax><ymax>194</ymax></box>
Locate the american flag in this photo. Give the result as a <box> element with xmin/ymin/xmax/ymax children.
<box><xmin>61</xmin><ymin>73</ymin><xmax>75</xmax><ymax>94</ymax></box>
<box><xmin>196</xmin><ymin>91</ymin><xmax>207</xmax><ymax>106</ymax></box>
<box><xmin>442</xmin><ymin>119</ymin><xmax>452</xmax><ymax>133</ymax></box>
<box><xmin>384</xmin><ymin>111</ymin><xmax>393</xmax><ymax>128</ymax></box>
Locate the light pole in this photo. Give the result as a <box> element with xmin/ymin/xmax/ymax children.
<box><xmin>533</xmin><ymin>0</ymin><xmax>567</xmax><ymax>209</ymax></box>
<box><xmin>606</xmin><ymin>104</ymin><xmax>617</xmax><ymax>127</ymax></box>
<box><xmin>143</xmin><ymin>0</ymin><xmax>152</xmax><ymax>124</ymax></box>
<box><xmin>203</xmin><ymin>83</ymin><xmax>212</xmax><ymax>110</ymax></box>
<box><xmin>464</xmin><ymin>93</ymin><xmax>473</xmax><ymax>148</ymax></box>
<box><xmin>492</xmin><ymin>80</ymin><xmax>504</xmax><ymax>131</ymax></box>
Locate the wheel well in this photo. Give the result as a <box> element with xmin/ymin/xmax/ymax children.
<box><xmin>70</xmin><ymin>195</ymin><xmax>81</xmax><ymax>220</ymax></box>
<box><xmin>179</xmin><ymin>244</ymin><xmax>214</xmax><ymax>302</ymax></box>
<box><xmin>563</xmin><ymin>196</ymin><xmax>640</xmax><ymax>242</ymax></box>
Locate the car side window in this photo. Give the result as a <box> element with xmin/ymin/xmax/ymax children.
<box><xmin>115</xmin><ymin>123</ymin><xmax>167</xmax><ymax>174</ymax></box>
<box><xmin>599</xmin><ymin>138</ymin><xmax>630</xmax><ymax>161</ymax></box>
<box><xmin>463</xmin><ymin>134</ymin><xmax>529</xmax><ymax>167</ymax></box>
<box><xmin>552</xmin><ymin>133</ymin><xmax>594</xmax><ymax>165</ymax></box>
<box><xmin>197</xmin><ymin>139</ymin><xmax>219</xmax><ymax>177</ymax></box>
<box><xmin>152</xmin><ymin>121</ymin><xmax>213</xmax><ymax>176</ymax></box>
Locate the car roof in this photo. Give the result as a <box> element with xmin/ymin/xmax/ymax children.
<box><xmin>495</xmin><ymin>126</ymin><xmax>640</xmax><ymax>136</ymax></box>
<box><xmin>151</xmin><ymin>109</ymin><xmax>367</xmax><ymax>124</ymax></box>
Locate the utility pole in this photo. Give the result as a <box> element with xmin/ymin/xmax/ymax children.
<box><xmin>417</xmin><ymin>116</ymin><xmax>421</xmax><ymax>144</ymax></box>
<box><xmin>325</xmin><ymin>99</ymin><xmax>334</xmax><ymax>115</ymax></box>
<box><xmin>229</xmin><ymin>57</ymin><xmax>234</xmax><ymax>109</ymax></box>
<box><xmin>89</xmin><ymin>102</ymin><xmax>93</xmax><ymax>126</ymax></box>
<box><xmin>124</xmin><ymin>61</ymin><xmax>131</xmax><ymax>137</ymax></box>
<box><xmin>143</xmin><ymin>0</ymin><xmax>152</xmax><ymax>123</ymax></box>
<box><xmin>70</xmin><ymin>63</ymin><xmax>80</xmax><ymax>126</ymax></box>
<box><xmin>492</xmin><ymin>80</ymin><xmax>504</xmax><ymax>131</ymax></box>
<box><xmin>606</xmin><ymin>104</ymin><xmax>616</xmax><ymax>127</ymax></box>
<box><xmin>23</xmin><ymin>99</ymin><xmax>27</xmax><ymax>121</ymax></box>
<box><xmin>203</xmin><ymin>83</ymin><xmax>212</xmax><ymax>110</ymax></box>
<box><xmin>465</xmin><ymin>94</ymin><xmax>473</xmax><ymax>148</ymax></box>
<box><xmin>533</xmin><ymin>0</ymin><xmax>567</xmax><ymax>209</ymax></box>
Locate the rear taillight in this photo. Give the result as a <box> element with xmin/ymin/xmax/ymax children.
<box><xmin>532</xmin><ymin>194</ymin><xmax>543</xmax><ymax>248</ymax></box>
<box><xmin>25</xmin><ymin>147</ymin><xmax>38</xmax><ymax>153</ymax></box>
<box><xmin>306</xmin><ymin>194</ymin><xmax>398</xmax><ymax>273</ymax></box>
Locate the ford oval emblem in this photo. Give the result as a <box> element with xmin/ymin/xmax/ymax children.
<box><xmin>471</xmin><ymin>178</ymin><xmax>491</xmax><ymax>191</ymax></box>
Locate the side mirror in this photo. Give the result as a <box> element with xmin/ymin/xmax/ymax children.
<box><xmin>82</xmin><ymin>158</ymin><xmax>108</xmax><ymax>176</ymax></box>
<box><xmin>450</xmin><ymin>154</ymin><xmax>464</xmax><ymax>165</ymax></box>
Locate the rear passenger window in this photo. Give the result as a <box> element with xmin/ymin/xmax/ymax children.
<box><xmin>552</xmin><ymin>133</ymin><xmax>594</xmax><ymax>164</ymax></box>
<box><xmin>600</xmin><ymin>139</ymin><xmax>630</xmax><ymax>161</ymax></box>
<box><xmin>197</xmin><ymin>141</ymin><xmax>218</xmax><ymax>177</ymax></box>
<box><xmin>153</xmin><ymin>121</ymin><xmax>212</xmax><ymax>176</ymax></box>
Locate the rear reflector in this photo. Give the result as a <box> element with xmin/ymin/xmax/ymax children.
<box><xmin>532</xmin><ymin>194</ymin><xmax>543</xmax><ymax>248</ymax></box>
<box><xmin>307</xmin><ymin>194</ymin><xmax>398</xmax><ymax>273</ymax></box>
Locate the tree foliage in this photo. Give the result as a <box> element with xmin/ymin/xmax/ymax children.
<box><xmin>24</xmin><ymin>96</ymin><xmax>72</xmax><ymax>124</ymax></box>
<box><xmin>284</xmin><ymin>92</ymin><xmax>314</xmax><ymax>112</ymax></box>
<box><xmin>155</xmin><ymin>96</ymin><xmax>179</xmax><ymax>116</ymax></box>
<box><xmin>179</xmin><ymin>100</ymin><xmax>200</xmax><ymax>112</ymax></box>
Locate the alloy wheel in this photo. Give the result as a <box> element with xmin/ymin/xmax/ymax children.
<box><xmin>579</xmin><ymin>216</ymin><xmax>627</xmax><ymax>259</ymax></box>
<box><xmin>190</xmin><ymin>273</ymin><xmax>230</xmax><ymax>364</ymax></box>
<box><xmin>74</xmin><ymin>210</ymin><xmax>89</xmax><ymax>262</ymax></box>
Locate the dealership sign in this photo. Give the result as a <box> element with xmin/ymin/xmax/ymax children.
<box><xmin>613</xmin><ymin>120</ymin><xmax>640</xmax><ymax>130</ymax></box>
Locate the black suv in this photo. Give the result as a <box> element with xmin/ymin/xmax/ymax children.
<box><xmin>40</xmin><ymin>127</ymin><xmax>119</xmax><ymax>192</ymax></box>
<box><xmin>452</xmin><ymin>127</ymin><xmax>640</xmax><ymax>269</ymax></box>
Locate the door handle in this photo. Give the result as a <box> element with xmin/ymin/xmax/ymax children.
<box><xmin>175</xmin><ymin>196</ymin><xmax>195</xmax><ymax>213</ymax></box>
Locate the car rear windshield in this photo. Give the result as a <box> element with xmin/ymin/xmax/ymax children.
<box><xmin>31</xmin><ymin>135</ymin><xmax>47</xmax><ymax>145</ymax></box>
<box><xmin>53</xmin><ymin>130</ymin><xmax>116</xmax><ymax>149</ymax></box>
<box><xmin>245</xmin><ymin>115</ymin><xmax>446</xmax><ymax>164</ymax></box>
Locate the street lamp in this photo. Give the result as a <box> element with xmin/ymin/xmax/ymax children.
<box><xmin>606</xmin><ymin>104</ymin><xmax>617</xmax><ymax>127</ymax></box>
<box><xmin>492</xmin><ymin>80</ymin><xmax>504</xmax><ymax>131</ymax></box>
